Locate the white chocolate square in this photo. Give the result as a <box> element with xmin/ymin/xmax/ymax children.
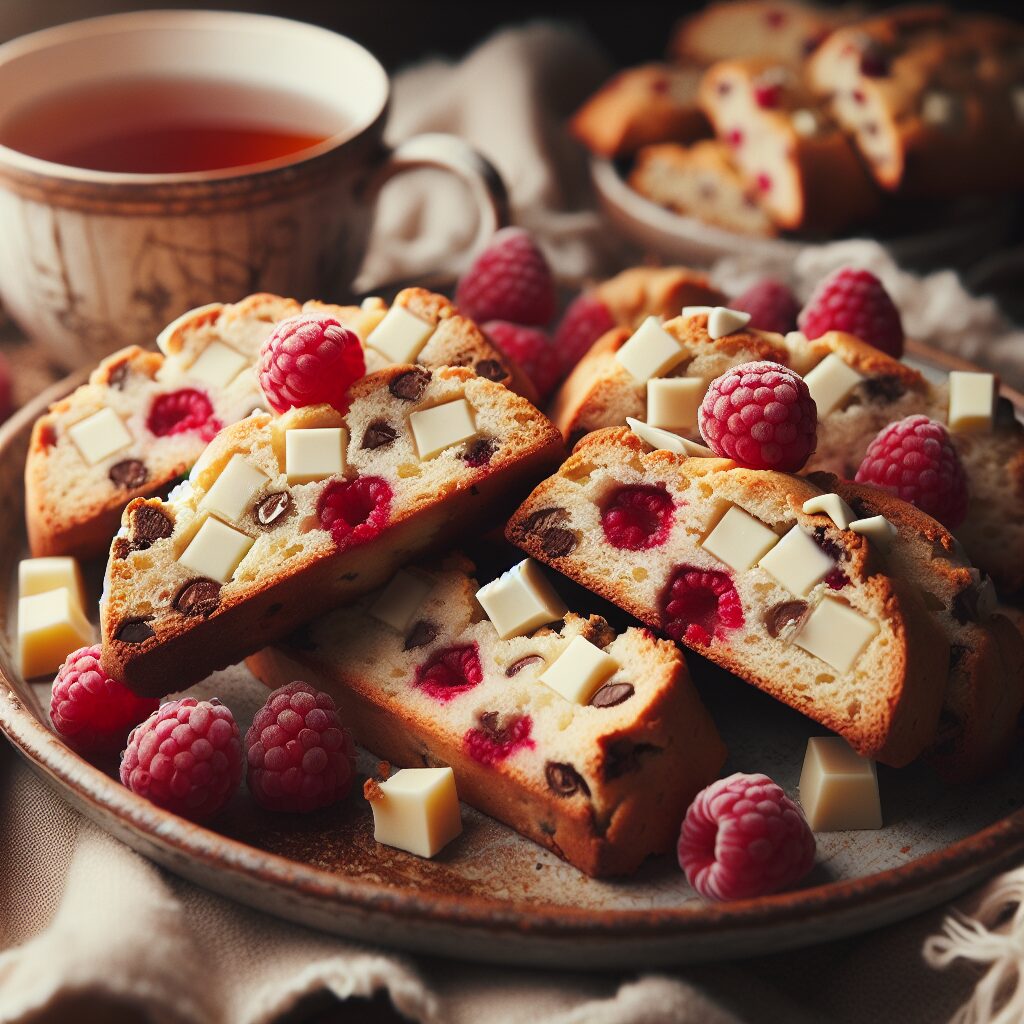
<box><xmin>188</xmin><ymin>341</ymin><xmax>248</xmax><ymax>389</ymax></box>
<box><xmin>802</xmin><ymin>493</ymin><xmax>856</xmax><ymax>530</ymax></box>
<box><xmin>202</xmin><ymin>455</ymin><xmax>268</xmax><ymax>522</ymax></box>
<box><xmin>702</xmin><ymin>505</ymin><xmax>779</xmax><ymax>572</ymax></box>
<box><xmin>19</xmin><ymin>557</ymin><xmax>86</xmax><ymax>611</ymax></box>
<box><xmin>368</xmin><ymin>570</ymin><xmax>434</xmax><ymax>634</ymax></box>
<box><xmin>285</xmin><ymin>427</ymin><xmax>347</xmax><ymax>484</ymax></box>
<box><xmin>178</xmin><ymin>517</ymin><xmax>254</xmax><ymax>584</ymax></box>
<box><xmin>849</xmin><ymin>515</ymin><xmax>897</xmax><ymax>551</ymax></box>
<box><xmin>759</xmin><ymin>525</ymin><xmax>835</xmax><ymax>596</ymax></box>
<box><xmin>370</xmin><ymin>767</ymin><xmax>462</xmax><ymax>858</ymax></box>
<box><xmin>365</xmin><ymin>303</ymin><xmax>435</xmax><ymax>364</ymax></box>
<box><xmin>614</xmin><ymin>316</ymin><xmax>684</xmax><ymax>383</ymax></box>
<box><xmin>18</xmin><ymin>588</ymin><xmax>93</xmax><ymax>679</ymax></box>
<box><xmin>626</xmin><ymin>418</ymin><xmax>715</xmax><ymax>457</ymax></box>
<box><xmin>803</xmin><ymin>354</ymin><xmax>863</xmax><ymax>417</ymax></box>
<box><xmin>539</xmin><ymin>635</ymin><xmax>618</xmax><ymax>705</ymax></box>
<box><xmin>799</xmin><ymin>737</ymin><xmax>882</xmax><ymax>830</ymax></box>
<box><xmin>68</xmin><ymin>408</ymin><xmax>132</xmax><ymax>466</ymax></box>
<box><xmin>794</xmin><ymin>598</ymin><xmax>879</xmax><ymax>673</ymax></box>
<box><xmin>707</xmin><ymin>307</ymin><xmax>751</xmax><ymax>340</ymax></box>
<box><xmin>948</xmin><ymin>371</ymin><xmax>995</xmax><ymax>434</ymax></box>
<box><xmin>476</xmin><ymin>558</ymin><xmax>568</xmax><ymax>640</ymax></box>
<box><xmin>647</xmin><ymin>377</ymin><xmax>705</xmax><ymax>431</ymax></box>
<box><xmin>409</xmin><ymin>399</ymin><xmax>477</xmax><ymax>459</ymax></box>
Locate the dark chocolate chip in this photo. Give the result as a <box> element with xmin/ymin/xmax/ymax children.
<box><xmin>175</xmin><ymin>578</ymin><xmax>221</xmax><ymax>617</ymax></box>
<box><xmin>463</xmin><ymin>438</ymin><xmax>496</xmax><ymax>467</ymax></box>
<box><xmin>478</xmin><ymin>711</ymin><xmax>522</xmax><ymax>745</ymax></box>
<box><xmin>764</xmin><ymin>600</ymin><xmax>809</xmax><ymax>638</ymax></box>
<box><xmin>474</xmin><ymin>359</ymin><xmax>507</xmax><ymax>382</ymax></box>
<box><xmin>860</xmin><ymin>375</ymin><xmax>906</xmax><ymax>403</ymax></box>
<box><xmin>812</xmin><ymin>526</ymin><xmax>843</xmax><ymax>561</ymax></box>
<box><xmin>109</xmin><ymin>459</ymin><xmax>148</xmax><ymax>490</ymax></box>
<box><xmin>253</xmin><ymin>491</ymin><xmax>291</xmax><ymax>527</ymax></box>
<box><xmin>116</xmin><ymin>619</ymin><xmax>155</xmax><ymax>644</ymax></box>
<box><xmin>995</xmin><ymin>397</ymin><xmax>1017</xmax><ymax>428</ymax></box>
<box><xmin>590</xmin><ymin>682</ymin><xmax>635</xmax><ymax>708</ymax></box>
<box><xmin>506</xmin><ymin>655</ymin><xmax>544</xmax><ymax>677</ymax></box>
<box><xmin>545</xmin><ymin>761</ymin><xmax>591</xmax><ymax>798</ymax></box>
<box><xmin>522</xmin><ymin>508</ymin><xmax>577</xmax><ymax>558</ymax></box>
<box><xmin>389</xmin><ymin>367</ymin><xmax>431</xmax><ymax>401</ymax></box>
<box><xmin>404</xmin><ymin>620</ymin><xmax>438</xmax><ymax>650</ymax></box>
<box><xmin>361</xmin><ymin>420</ymin><xmax>397</xmax><ymax>450</ymax></box>
<box><xmin>604</xmin><ymin>741</ymin><xmax>660</xmax><ymax>781</ymax></box>
<box><xmin>130</xmin><ymin>505</ymin><xmax>173</xmax><ymax>547</ymax></box>
<box><xmin>539</xmin><ymin>527</ymin><xmax>576</xmax><ymax>558</ymax></box>
<box><xmin>107</xmin><ymin>362</ymin><xmax>130</xmax><ymax>390</ymax></box>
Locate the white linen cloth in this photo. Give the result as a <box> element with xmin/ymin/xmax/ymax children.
<box><xmin>2</xmin><ymin>22</ymin><xmax>1023</xmax><ymax>1024</ymax></box>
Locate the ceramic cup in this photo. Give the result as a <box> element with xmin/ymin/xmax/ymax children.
<box><xmin>0</xmin><ymin>10</ymin><xmax>508</xmax><ymax>368</ymax></box>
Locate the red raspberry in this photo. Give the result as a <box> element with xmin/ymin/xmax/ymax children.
<box><xmin>120</xmin><ymin>697</ymin><xmax>242</xmax><ymax>822</ymax></box>
<box><xmin>854</xmin><ymin>414</ymin><xmax>968</xmax><ymax>529</ymax></box>
<box><xmin>678</xmin><ymin>772</ymin><xmax>816</xmax><ymax>901</ymax></box>
<box><xmin>662</xmin><ymin>566</ymin><xmax>744</xmax><ymax>646</ymax></box>
<box><xmin>50</xmin><ymin>645</ymin><xmax>158</xmax><ymax>755</ymax></box>
<box><xmin>552</xmin><ymin>293</ymin><xmax>616</xmax><ymax>374</ymax></box>
<box><xmin>698</xmin><ymin>361</ymin><xmax>817</xmax><ymax>471</ymax></box>
<box><xmin>482</xmin><ymin>321</ymin><xmax>561</xmax><ymax>401</ymax></box>
<box><xmin>415</xmin><ymin>644</ymin><xmax>483</xmax><ymax>703</ymax></box>
<box><xmin>456</xmin><ymin>227</ymin><xmax>556</xmax><ymax>327</ymax></box>
<box><xmin>317</xmin><ymin>476</ymin><xmax>392</xmax><ymax>548</ymax></box>
<box><xmin>463</xmin><ymin>714</ymin><xmax>534</xmax><ymax>766</ymax></box>
<box><xmin>258</xmin><ymin>313</ymin><xmax>365</xmax><ymax>414</ymax></box>
<box><xmin>601</xmin><ymin>485</ymin><xmax>674</xmax><ymax>550</ymax></box>
<box><xmin>245</xmin><ymin>681</ymin><xmax>356</xmax><ymax>813</ymax></box>
<box><xmin>753</xmin><ymin>82</ymin><xmax>782</xmax><ymax>108</ymax></box>
<box><xmin>730</xmin><ymin>278</ymin><xmax>800</xmax><ymax>335</ymax></box>
<box><xmin>147</xmin><ymin>388</ymin><xmax>220</xmax><ymax>441</ymax></box>
<box><xmin>798</xmin><ymin>267</ymin><xmax>904</xmax><ymax>358</ymax></box>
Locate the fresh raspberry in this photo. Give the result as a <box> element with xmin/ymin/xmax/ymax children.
<box><xmin>730</xmin><ymin>278</ymin><xmax>800</xmax><ymax>334</ymax></box>
<box><xmin>456</xmin><ymin>227</ymin><xmax>556</xmax><ymax>327</ymax></box>
<box><xmin>120</xmin><ymin>697</ymin><xmax>242</xmax><ymax>822</ymax></box>
<box><xmin>678</xmin><ymin>772</ymin><xmax>816</xmax><ymax>901</ymax></box>
<box><xmin>317</xmin><ymin>476</ymin><xmax>392</xmax><ymax>547</ymax></box>
<box><xmin>245</xmin><ymin>681</ymin><xmax>356</xmax><ymax>813</ymax></box>
<box><xmin>50</xmin><ymin>645</ymin><xmax>158</xmax><ymax>755</ymax></box>
<box><xmin>855</xmin><ymin>415</ymin><xmax>968</xmax><ymax>528</ymax></box>
<box><xmin>552</xmin><ymin>293</ymin><xmax>616</xmax><ymax>374</ymax></box>
<box><xmin>798</xmin><ymin>267</ymin><xmax>904</xmax><ymax>358</ymax></box>
<box><xmin>482</xmin><ymin>321</ymin><xmax>561</xmax><ymax>400</ymax></box>
<box><xmin>258</xmin><ymin>313</ymin><xmax>365</xmax><ymax>414</ymax></box>
<box><xmin>698</xmin><ymin>361</ymin><xmax>817</xmax><ymax>471</ymax></box>
<box><xmin>753</xmin><ymin>82</ymin><xmax>782</xmax><ymax>108</ymax></box>
<box><xmin>601</xmin><ymin>485</ymin><xmax>674</xmax><ymax>550</ymax></box>
<box><xmin>662</xmin><ymin>566</ymin><xmax>744</xmax><ymax>646</ymax></box>
<box><xmin>464</xmin><ymin>714</ymin><xmax>534</xmax><ymax>766</ymax></box>
<box><xmin>415</xmin><ymin>644</ymin><xmax>483</xmax><ymax>703</ymax></box>
<box><xmin>147</xmin><ymin>388</ymin><xmax>220</xmax><ymax>441</ymax></box>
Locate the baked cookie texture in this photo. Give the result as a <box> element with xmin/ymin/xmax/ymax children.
<box><xmin>249</xmin><ymin>557</ymin><xmax>726</xmax><ymax>877</ymax></box>
<box><xmin>26</xmin><ymin>288</ymin><xmax>534</xmax><ymax>560</ymax></box>
<box><xmin>100</xmin><ymin>365</ymin><xmax>563</xmax><ymax>697</ymax></box>
<box><xmin>592</xmin><ymin>266</ymin><xmax>727</xmax><ymax>329</ymax></box>
<box><xmin>507</xmin><ymin>426</ymin><xmax>951</xmax><ymax>768</ymax></box>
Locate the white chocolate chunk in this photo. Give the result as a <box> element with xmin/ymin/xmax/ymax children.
<box><xmin>19</xmin><ymin>557</ymin><xmax>86</xmax><ymax>611</ymax></box>
<box><xmin>707</xmin><ymin>307</ymin><xmax>751</xmax><ymax>340</ymax></box>
<box><xmin>540</xmin><ymin>635</ymin><xmax>618</xmax><ymax>705</ymax></box>
<box><xmin>794</xmin><ymin>598</ymin><xmax>878</xmax><ymax>673</ymax></box>
<box><xmin>803</xmin><ymin>353</ymin><xmax>863</xmax><ymax>417</ymax></box>
<box><xmin>791</xmin><ymin>109</ymin><xmax>819</xmax><ymax>137</ymax></box>
<box><xmin>782</xmin><ymin>331</ymin><xmax>823</xmax><ymax>376</ymax></box>
<box><xmin>178</xmin><ymin>517</ymin><xmax>254</xmax><ymax>584</ymax></box>
<box><xmin>476</xmin><ymin>558</ymin><xmax>568</xmax><ymax>640</ymax></box>
<box><xmin>285</xmin><ymin>427</ymin><xmax>347</xmax><ymax>484</ymax></box>
<box><xmin>647</xmin><ymin>377</ymin><xmax>705</xmax><ymax>430</ymax></box>
<box><xmin>188</xmin><ymin>341</ymin><xmax>248</xmax><ymax>389</ymax></box>
<box><xmin>759</xmin><ymin>525</ymin><xmax>835</xmax><ymax>596</ymax></box>
<box><xmin>68</xmin><ymin>408</ymin><xmax>132</xmax><ymax>465</ymax></box>
<box><xmin>849</xmin><ymin>515</ymin><xmax>897</xmax><ymax>551</ymax></box>
<box><xmin>202</xmin><ymin>455</ymin><xmax>268</xmax><ymax>522</ymax></box>
<box><xmin>681</xmin><ymin>305</ymin><xmax>713</xmax><ymax>319</ymax></box>
<box><xmin>409</xmin><ymin>399</ymin><xmax>477</xmax><ymax>459</ymax></box>
<box><xmin>614</xmin><ymin>316</ymin><xmax>685</xmax><ymax>383</ymax></box>
<box><xmin>947</xmin><ymin>371</ymin><xmax>995</xmax><ymax>434</ymax></box>
<box><xmin>626</xmin><ymin>418</ymin><xmax>715</xmax><ymax>457</ymax></box>
<box><xmin>18</xmin><ymin>588</ymin><xmax>93</xmax><ymax>679</ymax></box>
<box><xmin>369</xmin><ymin>767</ymin><xmax>462</xmax><ymax>858</ymax></box>
<box><xmin>368</xmin><ymin>569</ymin><xmax>434</xmax><ymax>634</ymax></box>
<box><xmin>365</xmin><ymin>303</ymin><xmax>435</xmax><ymax>364</ymax></box>
<box><xmin>802</xmin><ymin>493</ymin><xmax>856</xmax><ymax>530</ymax></box>
<box><xmin>702</xmin><ymin>505</ymin><xmax>779</xmax><ymax>572</ymax></box>
<box><xmin>799</xmin><ymin>736</ymin><xmax>882</xmax><ymax>831</ymax></box>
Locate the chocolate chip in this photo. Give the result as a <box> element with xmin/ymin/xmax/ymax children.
<box><xmin>474</xmin><ymin>359</ymin><xmax>507</xmax><ymax>382</ymax></box>
<box><xmin>812</xmin><ymin>526</ymin><xmax>843</xmax><ymax>561</ymax></box>
<box><xmin>108</xmin><ymin>362</ymin><xmax>130</xmax><ymax>390</ymax></box>
<box><xmin>478</xmin><ymin>711</ymin><xmax>523</xmax><ymax>745</ymax></box>
<box><xmin>463</xmin><ymin>438</ymin><xmax>496</xmax><ymax>467</ymax></box>
<box><xmin>116</xmin><ymin>619</ymin><xmax>155</xmax><ymax>644</ymax></box>
<box><xmin>590</xmin><ymin>682</ymin><xmax>635</xmax><ymax>708</ymax></box>
<box><xmin>545</xmin><ymin>761</ymin><xmax>591</xmax><ymax>798</ymax></box>
<box><xmin>604</xmin><ymin>741</ymin><xmax>660</xmax><ymax>781</ymax></box>
<box><xmin>130</xmin><ymin>505</ymin><xmax>173</xmax><ymax>547</ymax></box>
<box><xmin>361</xmin><ymin>420</ymin><xmax>397</xmax><ymax>450</ymax></box>
<box><xmin>175</xmin><ymin>578</ymin><xmax>221</xmax><ymax>617</ymax></box>
<box><xmin>109</xmin><ymin>459</ymin><xmax>148</xmax><ymax>490</ymax></box>
<box><xmin>951</xmin><ymin>587</ymin><xmax>981</xmax><ymax>624</ymax></box>
<box><xmin>764</xmin><ymin>600</ymin><xmax>809</xmax><ymax>637</ymax></box>
<box><xmin>506</xmin><ymin>655</ymin><xmax>544</xmax><ymax>677</ymax></box>
<box><xmin>389</xmin><ymin>367</ymin><xmax>431</xmax><ymax>401</ymax></box>
<box><xmin>522</xmin><ymin>508</ymin><xmax>576</xmax><ymax>558</ymax></box>
<box><xmin>995</xmin><ymin>397</ymin><xmax>1017</xmax><ymax>428</ymax></box>
<box><xmin>253</xmin><ymin>491</ymin><xmax>290</xmax><ymax>527</ymax></box>
<box><xmin>404</xmin><ymin>620</ymin><xmax>438</xmax><ymax>650</ymax></box>
<box><xmin>860</xmin><ymin>375</ymin><xmax>906</xmax><ymax>403</ymax></box>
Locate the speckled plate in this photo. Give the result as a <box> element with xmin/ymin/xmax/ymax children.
<box><xmin>1</xmin><ymin>359</ymin><xmax>1023</xmax><ymax>971</ymax></box>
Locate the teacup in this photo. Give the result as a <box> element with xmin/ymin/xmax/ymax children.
<box><xmin>0</xmin><ymin>10</ymin><xmax>507</xmax><ymax>368</ymax></box>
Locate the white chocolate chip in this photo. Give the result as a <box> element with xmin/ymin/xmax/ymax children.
<box><xmin>19</xmin><ymin>556</ymin><xmax>86</xmax><ymax>610</ymax></box>
<box><xmin>368</xmin><ymin>569</ymin><xmax>435</xmax><ymax>633</ymax></box>
<box><xmin>68</xmin><ymin>408</ymin><xmax>133</xmax><ymax>466</ymax></box>
<box><xmin>202</xmin><ymin>454</ymin><xmax>268</xmax><ymax>522</ymax></box>
<box><xmin>791</xmin><ymin>109</ymin><xmax>820</xmax><ymax>137</ymax></box>
<box><xmin>17</xmin><ymin>588</ymin><xmax>94</xmax><ymax>679</ymax></box>
<box><xmin>188</xmin><ymin>341</ymin><xmax>248</xmax><ymax>389</ymax></box>
<box><xmin>702</xmin><ymin>505</ymin><xmax>779</xmax><ymax>572</ymax></box>
<box><xmin>707</xmin><ymin>307</ymin><xmax>752</xmax><ymax>340</ymax></box>
<box><xmin>646</xmin><ymin>377</ymin><xmax>705</xmax><ymax>431</ymax></box>
<box><xmin>626</xmin><ymin>417</ymin><xmax>715</xmax><ymax>457</ymax></box>
<box><xmin>849</xmin><ymin>515</ymin><xmax>897</xmax><ymax>551</ymax></box>
<box><xmin>799</xmin><ymin>737</ymin><xmax>882</xmax><ymax>830</ymax></box>
<box><xmin>368</xmin><ymin>767</ymin><xmax>462</xmax><ymax>859</ymax></box>
<box><xmin>947</xmin><ymin>371</ymin><xmax>995</xmax><ymax>434</ymax></box>
<box><xmin>365</xmin><ymin>303</ymin><xmax>435</xmax><ymax>364</ymax></box>
<box><xmin>285</xmin><ymin>427</ymin><xmax>347</xmax><ymax>484</ymax></box>
<box><xmin>802</xmin><ymin>493</ymin><xmax>856</xmax><ymax>530</ymax></box>
<box><xmin>178</xmin><ymin>517</ymin><xmax>254</xmax><ymax>584</ymax></box>
<box><xmin>475</xmin><ymin>559</ymin><xmax>568</xmax><ymax>641</ymax></box>
<box><xmin>408</xmin><ymin>398</ymin><xmax>477</xmax><ymax>459</ymax></box>
<box><xmin>614</xmin><ymin>316</ymin><xmax>685</xmax><ymax>383</ymax></box>
<box><xmin>793</xmin><ymin>597</ymin><xmax>879</xmax><ymax>673</ymax></box>
<box><xmin>539</xmin><ymin>635</ymin><xmax>618</xmax><ymax>705</ymax></box>
<box><xmin>803</xmin><ymin>353</ymin><xmax>863</xmax><ymax>417</ymax></box>
<box><xmin>758</xmin><ymin>525</ymin><xmax>835</xmax><ymax>596</ymax></box>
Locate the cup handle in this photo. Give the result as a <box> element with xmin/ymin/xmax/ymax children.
<box><xmin>353</xmin><ymin>132</ymin><xmax>510</xmax><ymax>295</ymax></box>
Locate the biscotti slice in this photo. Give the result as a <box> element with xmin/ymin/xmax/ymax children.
<box><xmin>569</xmin><ymin>63</ymin><xmax>709</xmax><ymax>159</ymax></box>
<box><xmin>100</xmin><ymin>365</ymin><xmax>563</xmax><ymax>697</ymax></box>
<box><xmin>699</xmin><ymin>58</ymin><xmax>879</xmax><ymax>233</ymax></box>
<box><xmin>593</xmin><ymin>266</ymin><xmax>728</xmax><ymax>329</ymax></box>
<box><xmin>507</xmin><ymin>426</ymin><xmax>950</xmax><ymax>767</ymax></box>
<box><xmin>629</xmin><ymin>141</ymin><xmax>777</xmax><ymax>237</ymax></box>
<box><xmin>248</xmin><ymin>557</ymin><xmax>726</xmax><ymax>876</ymax></box>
